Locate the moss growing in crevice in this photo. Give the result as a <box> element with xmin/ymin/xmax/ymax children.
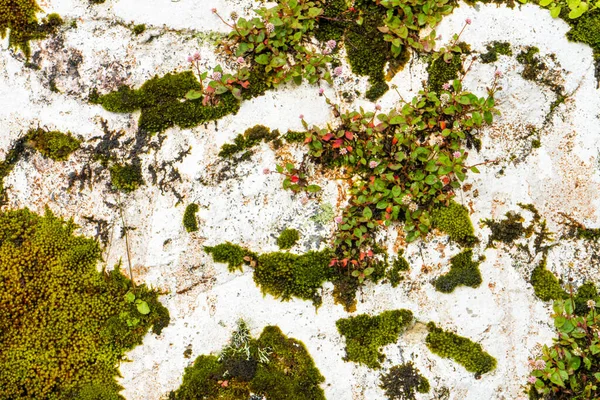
<box><xmin>169</xmin><ymin>322</ymin><xmax>325</xmax><ymax>400</ymax></box>
<box><xmin>132</xmin><ymin>24</ymin><xmax>146</xmax><ymax>35</ymax></box>
<box><xmin>387</xmin><ymin>252</ymin><xmax>410</xmax><ymax>288</ymax></box>
<box><xmin>336</xmin><ymin>309</ymin><xmax>413</xmax><ymax>369</ymax></box>
<box><xmin>432</xmin><ymin>201</ymin><xmax>477</xmax><ymax>247</ymax></box>
<box><xmin>0</xmin><ymin>0</ymin><xmax>62</xmax><ymax>58</ymax></box>
<box><xmin>434</xmin><ymin>249</ymin><xmax>482</xmax><ymax>293</ymax></box>
<box><xmin>95</xmin><ymin>71</ymin><xmax>241</xmax><ymax>135</ymax></box>
<box><xmin>530</xmin><ymin>257</ymin><xmax>567</xmax><ymax>302</ymax></box>
<box><xmin>480</xmin><ymin>41</ymin><xmax>512</xmax><ymax>64</ymax></box>
<box><xmin>276</xmin><ymin>228</ymin><xmax>300</xmax><ymax>250</ymax></box>
<box><xmin>27</xmin><ymin>128</ymin><xmax>81</xmax><ymax>161</ymax></box>
<box><xmin>425</xmin><ymin>322</ymin><xmax>496</xmax><ymax>376</ymax></box>
<box><xmin>0</xmin><ymin>208</ymin><xmax>169</xmax><ymax>399</ymax></box>
<box><xmin>183</xmin><ymin>203</ymin><xmax>199</xmax><ymax>233</ymax></box>
<box><xmin>483</xmin><ymin>211</ymin><xmax>525</xmax><ymax>246</ymax></box>
<box><xmin>380</xmin><ymin>362</ymin><xmax>430</xmax><ymax>400</ymax></box>
<box><xmin>110</xmin><ymin>162</ymin><xmax>144</xmax><ymax>193</ymax></box>
<box><xmin>516</xmin><ymin>46</ymin><xmax>547</xmax><ymax>81</ymax></box>
<box><xmin>219</xmin><ymin>125</ymin><xmax>278</xmax><ymax>161</ymax></box>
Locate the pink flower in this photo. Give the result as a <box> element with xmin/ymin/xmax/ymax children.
<box><xmin>527</xmin><ymin>376</ymin><xmax>537</xmax><ymax>384</ymax></box>
<box><xmin>533</xmin><ymin>360</ymin><xmax>546</xmax><ymax>370</ymax></box>
<box><xmin>333</xmin><ymin>66</ymin><xmax>343</xmax><ymax>76</ymax></box>
<box><xmin>212</xmin><ymin>71</ymin><xmax>222</xmax><ymax>80</ymax></box>
<box><xmin>334</xmin><ymin>216</ymin><xmax>343</xmax><ymax>224</ymax></box>
<box><xmin>318</xmin><ymin>88</ymin><xmax>324</xmax><ymax>95</ymax></box>
<box><xmin>211</xmin><ymin>8</ymin><xmax>217</xmax><ymax>13</ymax></box>
<box><xmin>237</xmin><ymin>57</ymin><xmax>245</xmax><ymax>64</ymax></box>
<box><xmin>442</xmin><ymin>82</ymin><xmax>451</xmax><ymax>91</ymax></box>
<box><xmin>465</xmin><ymin>18</ymin><xmax>472</xmax><ymax>24</ymax></box>
<box><xmin>193</xmin><ymin>52</ymin><xmax>201</xmax><ymax>61</ymax></box>
<box><xmin>299</xmin><ymin>114</ymin><xmax>304</xmax><ymax>119</ymax></box>
<box><xmin>369</xmin><ymin>161</ymin><xmax>379</xmax><ymax>168</ymax></box>
<box><xmin>375</xmin><ymin>104</ymin><xmax>382</xmax><ymax>110</ymax></box>
<box><xmin>495</xmin><ymin>69</ymin><xmax>503</xmax><ymax>78</ymax></box>
<box><xmin>326</xmin><ymin>39</ymin><xmax>337</xmax><ymax>50</ymax></box>
<box><xmin>323</xmin><ymin>47</ymin><xmax>332</xmax><ymax>55</ymax></box>
<box><xmin>187</xmin><ymin>56</ymin><xmax>194</xmax><ymax>63</ymax></box>
<box><xmin>266</xmin><ymin>23</ymin><xmax>275</xmax><ymax>33</ymax></box>
<box><xmin>339</xmin><ymin>148</ymin><xmax>348</xmax><ymax>155</ymax></box>
<box><xmin>453</xmin><ymin>151</ymin><xmax>461</xmax><ymax>158</ymax></box>
<box><xmin>263</xmin><ymin>168</ymin><xmax>270</xmax><ymax>174</ymax></box>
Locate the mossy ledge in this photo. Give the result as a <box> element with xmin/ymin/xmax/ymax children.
<box><xmin>336</xmin><ymin>309</ymin><xmax>414</xmax><ymax>369</ymax></box>
<box><xmin>434</xmin><ymin>249</ymin><xmax>482</xmax><ymax>293</ymax></box>
<box><xmin>168</xmin><ymin>322</ymin><xmax>325</xmax><ymax>400</ymax></box>
<box><xmin>425</xmin><ymin>322</ymin><xmax>496</xmax><ymax>376</ymax></box>
<box><xmin>0</xmin><ymin>208</ymin><xmax>170</xmax><ymax>399</ymax></box>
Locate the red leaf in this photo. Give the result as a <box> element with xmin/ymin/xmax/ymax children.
<box><xmin>227</xmin><ymin>79</ymin><xmax>236</xmax><ymax>84</ymax></box>
<box><xmin>345</xmin><ymin>131</ymin><xmax>354</xmax><ymax>140</ymax></box>
<box><xmin>329</xmin><ymin>259</ymin><xmax>338</xmax><ymax>267</ymax></box>
<box><xmin>332</xmin><ymin>139</ymin><xmax>343</xmax><ymax>148</ymax></box>
<box><xmin>440</xmin><ymin>120</ymin><xmax>447</xmax><ymax>130</ymax></box>
<box><xmin>350</xmin><ymin>259</ymin><xmax>358</xmax><ymax>265</ymax></box>
<box><xmin>341</xmin><ymin>258</ymin><xmax>348</xmax><ymax>267</ymax></box>
<box><xmin>322</xmin><ymin>133</ymin><xmax>333</xmax><ymax>141</ymax></box>
<box><xmin>346</xmin><ymin>145</ymin><xmax>353</xmax><ymax>152</ymax></box>
<box><xmin>240</xmin><ymin>81</ymin><xmax>250</xmax><ymax>89</ymax></box>
<box><xmin>205</xmin><ymin>86</ymin><xmax>215</xmax><ymax>93</ymax></box>
<box><xmin>359</xmin><ymin>252</ymin><xmax>365</xmax><ymax>261</ymax></box>
<box><xmin>304</xmin><ymin>136</ymin><xmax>312</xmax><ymax>144</ymax></box>
<box><xmin>367</xmin><ymin>250</ymin><xmax>373</xmax><ymax>257</ymax></box>
<box><xmin>291</xmin><ymin>175</ymin><xmax>300</xmax><ymax>183</ymax></box>
<box><xmin>392</xmin><ymin>137</ymin><xmax>398</xmax><ymax>145</ymax></box>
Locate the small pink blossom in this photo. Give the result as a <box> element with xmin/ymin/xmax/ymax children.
<box><xmin>527</xmin><ymin>376</ymin><xmax>537</xmax><ymax>384</ymax></box>
<box><xmin>300</xmin><ymin>196</ymin><xmax>309</xmax><ymax>205</ymax></box>
<box><xmin>495</xmin><ymin>69</ymin><xmax>503</xmax><ymax>78</ymax></box>
<box><xmin>339</xmin><ymin>148</ymin><xmax>348</xmax><ymax>155</ymax></box>
<box><xmin>193</xmin><ymin>52</ymin><xmax>201</xmax><ymax>61</ymax></box>
<box><xmin>265</xmin><ymin>23</ymin><xmax>275</xmax><ymax>33</ymax></box>
<box><xmin>212</xmin><ymin>71</ymin><xmax>222</xmax><ymax>80</ymax></box>
<box><xmin>237</xmin><ymin>57</ymin><xmax>245</xmax><ymax>64</ymax></box>
<box><xmin>322</xmin><ymin>47</ymin><xmax>332</xmax><ymax>55</ymax></box>
<box><xmin>326</xmin><ymin>39</ymin><xmax>337</xmax><ymax>50</ymax></box>
<box><xmin>334</xmin><ymin>215</ymin><xmax>343</xmax><ymax>224</ymax></box>
<box><xmin>187</xmin><ymin>56</ymin><xmax>194</xmax><ymax>63</ymax></box>
<box><xmin>442</xmin><ymin>82</ymin><xmax>451</xmax><ymax>91</ymax></box>
<box><xmin>375</xmin><ymin>104</ymin><xmax>382</xmax><ymax>111</ymax></box>
<box><xmin>533</xmin><ymin>360</ymin><xmax>546</xmax><ymax>370</ymax></box>
<box><xmin>453</xmin><ymin>151</ymin><xmax>461</xmax><ymax>158</ymax></box>
<box><xmin>465</xmin><ymin>18</ymin><xmax>472</xmax><ymax>24</ymax></box>
<box><xmin>299</xmin><ymin>114</ymin><xmax>304</xmax><ymax>119</ymax></box>
<box><xmin>263</xmin><ymin>168</ymin><xmax>271</xmax><ymax>174</ymax></box>
<box><xmin>211</xmin><ymin>8</ymin><xmax>217</xmax><ymax>13</ymax></box>
<box><xmin>318</xmin><ymin>88</ymin><xmax>324</xmax><ymax>95</ymax></box>
<box><xmin>333</xmin><ymin>66</ymin><xmax>343</xmax><ymax>76</ymax></box>
<box><xmin>369</xmin><ymin>160</ymin><xmax>379</xmax><ymax>168</ymax></box>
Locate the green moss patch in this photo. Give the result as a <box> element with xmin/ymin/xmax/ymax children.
<box><xmin>110</xmin><ymin>162</ymin><xmax>144</xmax><ymax>193</ymax></box>
<box><xmin>276</xmin><ymin>228</ymin><xmax>300</xmax><ymax>250</ymax></box>
<box><xmin>427</xmin><ymin>53</ymin><xmax>463</xmax><ymax>93</ymax></box>
<box><xmin>425</xmin><ymin>322</ymin><xmax>496</xmax><ymax>376</ymax></box>
<box><xmin>434</xmin><ymin>249</ymin><xmax>482</xmax><ymax>293</ymax></box>
<box><xmin>483</xmin><ymin>211</ymin><xmax>526</xmax><ymax>246</ymax></box>
<box><xmin>516</xmin><ymin>46</ymin><xmax>548</xmax><ymax>81</ymax></box>
<box><xmin>0</xmin><ymin>0</ymin><xmax>62</xmax><ymax>58</ymax></box>
<box><xmin>380</xmin><ymin>362</ymin><xmax>430</xmax><ymax>400</ymax></box>
<box><xmin>28</xmin><ymin>128</ymin><xmax>81</xmax><ymax>161</ymax></box>
<box><xmin>0</xmin><ymin>208</ymin><xmax>169</xmax><ymax>399</ymax></box>
<box><xmin>480</xmin><ymin>41</ymin><xmax>512</xmax><ymax>64</ymax></box>
<box><xmin>95</xmin><ymin>71</ymin><xmax>241</xmax><ymax>135</ymax></box>
<box><xmin>432</xmin><ymin>201</ymin><xmax>477</xmax><ymax>247</ymax></box>
<box><xmin>183</xmin><ymin>203</ymin><xmax>199</xmax><ymax>233</ymax></box>
<box><xmin>204</xmin><ymin>242</ymin><xmax>255</xmax><ymax>273</ymax></box>
<box><xmin>530</xmin><ymin>257</ymin><xmax>567</xmax><ymax>302</ymax></box>
<box><xmin>169</xmin><ymin>322</ymin><xmax>325</xmax><ymax>400</ymax></box>
<box><xmin>336</xmin><ymin>309</ymin><xmax>414</xmax><ymax>369</ymax></box>
<box><xmin>219</xmin><ymin>125</ymin><xmax>278</xmax><ymax>161</ymax></box>
<box><xmin>387</xmin><ymin>252</ymin><xmax>410</xmax><ymax>288</ymax></box>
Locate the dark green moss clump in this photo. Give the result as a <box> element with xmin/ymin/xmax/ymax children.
<box><xmin>427</xmin><ymin>53</ymin><xmax>463</xmax><ymax>93</ymax></box>
<box><xmin>96</xmin><ymin>71</ymin><xmax>241</xmax><ymax>134</ymax></box>
<box><xmin>0</xmin><ymin>0</ymin><xmax>63</xmax><ymax>58</ymax></box>
<box><xmin>169</xmin><ymin>323</ymin><xmax>325</xmax><ymax>400</ymax></box>
<box><xmin>482</xmin><ymin>211</ymin><xmax>526</xmax><ymax>247</ymax></box>
<box><xmin>110</xmin><ymin>162</ymin><xmax>144</xmax><ymax>193</ymax></box>
<box><xmin>219</xmin><ymin>125</ymin><xmax>277</xmax><ymax>160</ymax></box>
<box><xmin>336</xmin><ymin>309</ymin><xmax>414</xmax><ymax>369</ymax></box>
<box><xmin>182</xmin><ymin>203</ymin><xmax>199</xmax><ymax>233</ymax></box>
<box><xmin>28</xmin><ymin>128</ymin><xmax>81</xmax><ymax>161</ymax></box>
<box><xmin>0</xmin><ymin>208</ymin><xmax>169</xmax><ymax>399</ymax></box>
<box><xmin>276</xmin><ymin>228</ymin><xmax>300</xmax><ymax>249</ymax></box>
<box><xmin>380</xmin><ymin>362</ymin><xmax>430</xmax><ymax>400</ymax></box>
<box><xmin>530</xmin><ymin>257</ymin><xmax>567</xmax><ymax>302</ymax></box>
<box><xmin>434</xmin><ymin>250</ymin><xmax>482</xmax><ymax>293</ymax></box>
<box><xmin>425</xmin><ymin>322</ymin><xmax>496</xmax><ymax>376</ymax></box>
<box><xmin>132</xmin><ymin>24</ymin><xmax>146</xmax><ymax>35</ymax></box>
<box><xmin>565</xmin><ymin>9</ymin><xmax>600</xmax><ymax>80</ymax></box>
<box><xmin>387</xmin><ymin>252</ymin><xmax>410</xmax><ymax>288</ymax></box>
<box><xmin>432</xmin><ymin>201</ymin><xmax>477</xmax><ymax>247</ymax></box>
<box><xmin>480</xmin><ymin>41</ymin><xmax>512</xmax><ymax>64</ymax></box>
<box><xmin>573</xmin><ymin>282</ymin><xmax>599</xmax><ymax>316</ymax></box>
<box><xmin>254</xmin><ymin>250</ymin><xmax>332</xmax><ymax>307</ymax></box>
<box><xmin>204</xmin><ymin>242</ymin><xmax>254</xmax><ymax>272</ymax></box>
<box><xmin>516</xmin><ymin>46</ymin><xmax>547</xmax><ymax>81</ymax></box>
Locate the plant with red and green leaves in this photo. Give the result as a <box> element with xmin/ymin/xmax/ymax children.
<box><xmin>295</xmin><ymin>74</ymin><xmax>501</xmax><ymax>278</ymax></box>
<box><xmin>276</xmin><ymin>162</ymin><xmax>321</xmax><ymax>193</ymax></box>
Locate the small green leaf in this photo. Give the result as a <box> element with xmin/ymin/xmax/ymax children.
<box><xmin>124</xmin><ymin>291</ymin><xmax>135</xmax><ymax>303</ymax></box>
<box><xmin>136</xmin><ymin>300</ymin><xmax>151</xmax><ymax>315</ymax></box>
<box><xmin>306</xmin><ymin>184</ymin><xmax>321</xmax><ymax>193</ymax></box>
<box><xmin>363</xmin><ymin>207</ymin><xmax>373</xmax><ymax>219</ymax></box>
<box><xmin>185</xmin><ymin>89</ymin><xmax>203</xmax><ymax>100</ymax></box>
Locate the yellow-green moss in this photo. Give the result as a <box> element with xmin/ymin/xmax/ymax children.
<box><xmin>530</xmin><ymin>257</ymin><xmax>567</xmax><ymax>302</ymax></box>
<box><xmin>380</xmin><ymin>362</ymin><xmax>430</xmax><ymax>400</ymax></box>
<box><xmin>219</xmin><ymin>125</ymin><xmax>276</xmax><ymax>160</ymax></box>
<box><xmin>432</xmin><ymin>201</ymin><xmax>477</xmax><ymax>247</ymax></box>
<box><xmin>132</xmin><ymin>24</ymin><xmax>146</xmax><ymax>35</ymax></box>
<box><xmin>0</xmin><ymin>0</ymin><xmax>62</xmax><ymax>58</ymax></box>
<box><xmin>276</xmin><ymin>228</ymin><xmax>300</xmax><ymax>250</ymax></box>
<box><xmin>434</xmin><ymin>249</ymin><xmax>482</xmax><ymax>293</ymax></box>
<box><xmin>425</xmin><ymin>322</ymin><xmax>496</xmax><ymax>376</ymax></box>
<box><xmin>169</xmin><ymin>324</ymin><xmax>325</xmax><ymax>400</ymax></box>
<box><xmin>27</xmin><ymin>128</ymin><xmax>81</xmax><ymax>161</ymax></box>
<box><xmin>387</xmin><ymin>252</ymin><xmax>410</xmax><ymax>288</ymax></box>
<box><xmin>336</xmin><ymin>309</ymin><xmax>414</xmax><ymax>369</ymax></box>
<box><xmin>480</xmin><ymin>41</ymin><xmax>512</xmax><ymax>64</ymax></box>
<box><xmin>182</xmin><ymin>203</ymin><xmax>199</xmax><ymax>233</ymax></box>
<box><xmin>96</xmin><ymin>72</ymin><xmax>241</xmax><ymax>135</ymax></box>
<box><xmin>0</xmin><ymin>208</ymin><xmax>169</xmax><ymax>399</ymax></box>
<box><xmin>109</xmin><ymin>162</ymin><xmax>144</xmax><ymax>193</ymax></box>
<box><xmin>204</xmin><ymin>242</ymin><xmax>254</xmax><ymax>272</ymax></box>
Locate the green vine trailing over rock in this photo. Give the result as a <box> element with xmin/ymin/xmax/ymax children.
<box><xmin>169</xmin><ymin>320</ymin><xmax>325</xmax><ymax>400</ymax></box>
<box><xmin>0</xmin><ymin>208</ymin><xmax>169</xmax><ymax>399</ymax></box>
